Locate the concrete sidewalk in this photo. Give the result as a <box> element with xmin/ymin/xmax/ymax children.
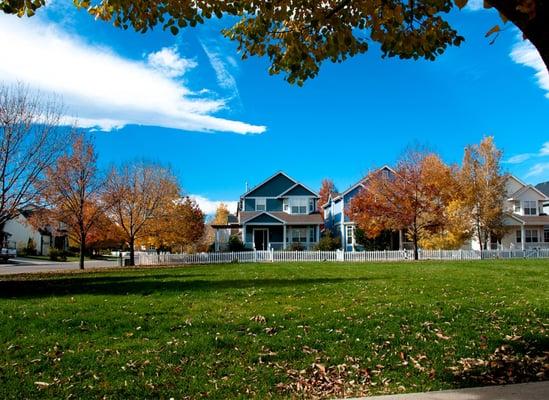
<box><xmin>352</xmin><ymin>381</ymin><xmax>548</xmax><ymax>400</ymax></box>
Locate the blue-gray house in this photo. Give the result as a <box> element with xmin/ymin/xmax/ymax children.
<box><xmin>323</xmin><ymin>166</ymin><xmax>403</xmax><ymax>251</ymax></box>
<box><xmin>214</xmin><ymin>172</ymin><xmax>323</xmax><ymax>251</ymax></box>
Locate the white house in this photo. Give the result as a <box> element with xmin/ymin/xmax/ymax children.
<box><xmin>2</xmin><ymin>208</ymin><xmax>69</xmax><ymax>256</ymax></box>
<box><xmin>464</xmin><ymin>175</ymin><xmax>549</xmax><ymax>250</ymax></box>
<box><xmin>4</xmin><ymin>213</ymin><xmax>51</xmax><ymax>255</ymax></box>
<box><xmin>495</xmin><ymin>175</ymin><xmax>549</xmax><ymax>250</ymax></box>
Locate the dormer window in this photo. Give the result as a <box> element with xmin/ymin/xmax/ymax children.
<box><xmin>523</xmin><ymin>200</ymin><xmax>537</xmax><ymax>215</ymax></box>
<box><xmin>255</xmin><ymin>198</ymin><xmax>266</xmax><ymax>211</ymax></box>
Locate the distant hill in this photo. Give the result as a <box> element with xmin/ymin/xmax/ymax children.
<box><xmin>536</xmin><ymin>181</ymin><xmax>549</xmax><ymax>197</ymax></box>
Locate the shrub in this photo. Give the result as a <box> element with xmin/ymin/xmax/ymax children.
<box><xmin>288</xmin><ymin>242</ymin><xmax>304</xmax><ymax>251</ymax></box>
<box><xmin>49</xmin><ymin>248</ymin><xmax>67</xmax><ymax>262</ymax></box>
<box><xmin>227</xmin><ymin>235</ymin><xmax>245</xmax><ymax>252</ymax></box>
<box><xmin>25</xmin><ymin>238</ymin><xmax>37</xmax><ymax>256</ymax></box>
<box><xmin>314</xmin><ymin>232</ymin><xmax>341</xmax><ymax>251</ymax></box>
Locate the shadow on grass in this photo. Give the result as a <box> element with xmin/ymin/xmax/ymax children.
<box><xmin>0</xmin><ymin>276</ymin><xmax>371</xmax><ymax>299</ymax></box>
<box><xmin>446</xmin><ymin>333</ymin><xmax>548</xmax><ymax>388</ymax></box>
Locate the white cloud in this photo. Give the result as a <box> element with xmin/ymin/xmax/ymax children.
<box><xmin>540</xmin><ymin>141</ymin><xmax>549</xmax><ymax>155</ymax></box>
<box><xmin>465</xmin><ymin>0</ymin><xmax>484</xmax><ymax>11</ymax></box>
<box><xmin>505</xmin><ymin>141</ymin><xmax>549</xmax><ymax>165</ymax></box>
<box><xmin>0</xmin><ymin>15</ymin><xmax>266</xmax><ymax>134</ymax></box>
<box><xmin>189</xmin><ymin>195</ymin><xmax>237</xmax><ymax>216</ymax></box>
<box><xmin>146</xmin><ymin>47</ymin><xmax>197</xmax><ymax>78</ymax></box>
<box><xmin>503</xmin><ymin>153</ymin><xmax>533</xmax><ymax>164</ymax></box>
<box><xmin>525</xmin><ymin>162</ymin><xmax>549</xmax><ymax>178</ymax></box>
<box><xmin>510</xmin><ymin>38</ymin><xmax>549</xmax><ymax>98</ymax></box>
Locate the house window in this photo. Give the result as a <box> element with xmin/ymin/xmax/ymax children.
<box><xmin>255</xmin><ymin>198</ymin><xmax>266</xmax><ymax>211</ymax></box>
<box><xmin>544</xmin><ymin>228</ymin><xmax>549</xmax><ymax>243</ymax></box>
<box><xmin>525</xmin><ymin>229</ymin><xmax>538</xmax><ymax>243</ymax></box>
<box><xmin>309</xmin><ymin>198</ymin><xmax>314</xmax><ymax>213</ymax></box>
<box><xmin>290</xmin><ymin>198</ymin><xmax>308</xmax><ymax>214</ymax></box>
<box><xmin>523</xmin><ymin>201</ymin><xmax>537</xmax><ymax>215</ymax></box>
<box><xmin>516</xmin><ymin>230</ymin><xmax>521</xmax><ymax>243</ymax></box>
<box><xmin>309</xmin><ymin>227</ymin><xmax>315</xmax><ymax>242</ymax></box>
<box><xmin>346</xmin><ymin>225</ymin><xmax>354</xmax><ymax>245</ymax></box>
<box><xmin>291</xmin><ymin>228</ymin><xmax>307</xmax><ymax>243</ymax></box>
<box><xmin>513</xmin><ymin>201</ymin><xmax>521</xmax><ymax>213</ymax></box>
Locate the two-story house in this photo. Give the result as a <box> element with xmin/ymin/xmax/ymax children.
<box><xmin>322</xmin><ymin>166</ymin><xmax>404</xmax><ymax>251</ymax></box>
<box><xmin>497</xmin><ymin>175</ymin><xmax>549</xmax><ymax>250</ymax></box>
<box><xmin>213</xmin><ymin>172</ymin><xmax>323</xmax><ymax>251</ymax></box>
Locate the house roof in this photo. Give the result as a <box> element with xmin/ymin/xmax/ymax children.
<box><xmin>241</xmin><ymin>171</ymin><xmax>297</xmax><ymax>198</ymax></box>
<box><xmin>277</xmin><ymin>183</ymin><xmax>319</xmax><ymax>198</ymax></box>
<box><xmin>507</xmin><ymin>175</ymin><xmax>548</xmax><ymax>200</ymax></box>
<box><xmin>240</xmin><ymin>211</ymin><xmax>323</xmax><ymax>225</ymax></box>
<box><xmin>504</xmin><ymin>213</ymin><xmax>549</xmax><ymax>226</ymax></box>
<box><xmin>536</xmin><ymin>181</ymin><xmax>549</xmax><ymax>197</ymax></box>
<box><xmin>322</xmin><ymin>165</ymin><xmax>395</xmax><ymax>207</ymax></box>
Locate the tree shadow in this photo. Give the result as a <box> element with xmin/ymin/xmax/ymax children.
<box><xmin>445</xmin><ymin>333</ymin><xmax>548</xmax><ymax>389</ymax></box>
<box><xmin>0</xmin><ymin>276</ymin><xmax>371</xmax><ymax>299</ymax></box>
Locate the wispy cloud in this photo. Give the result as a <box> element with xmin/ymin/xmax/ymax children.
<box><xmin>189</xmin><ymin>195</ymin><xmax>237</xmax><ymax>216</ymax></box>
<box><xmin>201</xmin><ymin>42</ymin><xmax>239</xmax><ymax>95</ymax></box>
<box><xmin>504</xmin><ymin>141</ymin><xmax>549</xmax><ymax>164</ymax></box>
<box><xmin>525</xmin><ymin>162</ymin><xmax>549</xmax><ymax>178</ymax></box>
<box><xmin>510</xmin><ymin>38</ymin><xmax>549</xmax><ymax>98</ymax></box>
<box><xmin>0</xmin><ymin>15</ymin><xmax>265</xmax><ymax>134</ymax></box>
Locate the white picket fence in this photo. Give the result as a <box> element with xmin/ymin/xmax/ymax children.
<box><xmin>134</xmin><ymin>248</ymin><xmax>549</xmax><ymax>266</ymax></box>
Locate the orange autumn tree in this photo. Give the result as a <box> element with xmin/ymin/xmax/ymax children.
<box><xmin>460</xmin><ymin>136</ymin><xmax>507</xmax><ymax>250</ymax></box>
<box><xmin>39</xmin><ymin>132</ymin><xmax>104</xmax><ymax>269</ymax></box>
<box><xmin>104</xmin><ymin>162</ymin><xmax>181</xmax><ymax>266</ymax></box>
<box><xmin>141</xmin><ymin>196</ymin><xmax>205</xmax><ymax>253</ymax></box>
<box><xmin>318</xmin><ymin>179</ymin><xmax>338</xmax><ymax>213</ymax></box>
<box><xmin>348</xmin><ymin>150</ymin><xmax>456</xmax><ymax>260</ymax></box>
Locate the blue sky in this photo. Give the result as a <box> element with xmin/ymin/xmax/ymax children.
<box><xmin>1</xmin><ymin>1</ymin><xmax>548</xmax><ymax>214</ymax></box>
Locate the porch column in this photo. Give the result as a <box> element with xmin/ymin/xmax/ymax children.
<box><xmin>316</xmin><ymin>225</ymin><xmax>320</xmax><ymax>244</ymax></box>
<box><xmin>521</xmin><ymin>224</ymin><xmax>526</xmax><ymax>250</ymax></box>
<box><xmin>242</xmin><ymin>224</ymin><xmax>246</xmax><ymax>247</ymax></box>
<box><xmin>283</xmin><ymin>225</ymin><xmax>287</xmax><ymax>250</ymax></box>
<box><xmin>215</xmin><ymin>229</ymin><xmax>220</xmax><ymax>252</ymax></box>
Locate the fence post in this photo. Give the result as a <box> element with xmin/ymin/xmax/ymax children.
<box><xmin>270</xmin><ymin>248</ymin><xmax>274</xmax><ymax>262</ymax></box>
<box><xmin>254</xmin><ymin>250</ymin><xmax>257</xmax><ymax>263</ymax></box>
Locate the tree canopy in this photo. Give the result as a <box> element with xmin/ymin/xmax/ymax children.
<box><xmin>2</xmin><ymin>1</ymin><xmax>547</xmax><ymax>85</ymax></box>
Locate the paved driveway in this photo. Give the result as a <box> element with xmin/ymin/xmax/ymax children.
<box><xmin>0</xmin><ymin>257</ymin><xmax>119</xmax><ymax>275</ymax></box>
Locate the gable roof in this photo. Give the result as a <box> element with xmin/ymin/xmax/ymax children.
<box><xmin>277</xmin><ymin>183</ymin><xmax>319</xmax><ymax>198</ymax></box>
<box><xmin>326</xmin><ymin>165</ymin><xmax>396</xmax><ymax>205</ymax></box>
<box><xmin>507</xmin><ymin>175</ymin><xmax>548</xmax><ymax>200</ymax></box>
<box><xmin>536</xmin><ymin>181</ymin><xmax>549</xmax><ymax>197</ymax></box>
<box><xmin>241</xmin><ymin>171</ymin><xmax>297</xmax><ymax>198</ymax></box>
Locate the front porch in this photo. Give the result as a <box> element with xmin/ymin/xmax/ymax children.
<box><xmin>243</xmin><ymin>224</ymin><xmax>320</xmax><ymax>251</ymax></box>
<box><xmin>501</xmin><ymin>223</ymin><xmax>549</xmax><ymax>250</ymax></box>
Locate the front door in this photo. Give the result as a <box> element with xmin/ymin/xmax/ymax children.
<box><xmin>254</xmin><ymin>229</ymin><xmax>268</xmax><ymax>250</ymax></box>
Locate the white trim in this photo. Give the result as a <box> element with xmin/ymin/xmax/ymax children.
<box><xmin>508</xmin><ymin>175</ymin><xmax>549</xmax><ymax>200</ymax></box>
<box><xmin>243</xmin><ymin>211</ymin><xmax>286</xmax><ymax>225</ymax></box>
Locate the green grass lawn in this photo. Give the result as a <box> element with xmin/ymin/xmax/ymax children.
<box><xmin>0</xmin><ymin>260</ymin><xmax>547</xmax><ymax>399</ymax></box>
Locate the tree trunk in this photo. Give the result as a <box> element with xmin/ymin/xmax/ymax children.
<box><xmin>413</xmin><ymin>227</ymin><xmax>419</xmax><ymax>261</ymax></box>
<box><xmin>129</xmin><ymin>236</ymin><xmax>135</xmax><ymax>266</ymax></box>
<box><xmin>491</xmin><ymin>1</ymin><xmax>549</xmax><ymax>68</ymax></box>
<box><xmin>79</xmin><ymin>233</ymin><xmax>86</xmax><ymax>269</ymax></box>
